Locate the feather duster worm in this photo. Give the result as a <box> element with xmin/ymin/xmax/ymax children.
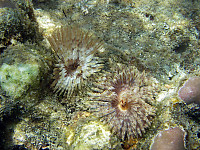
<box><xmin>47</xmin><ymin>26</ymin><xmax>104</xmax><ymax>97</ymax></box>
<box><xmin>88</xmin><ymin>64</ymin><xmax>158</xmax><ymax>140</ymax></box>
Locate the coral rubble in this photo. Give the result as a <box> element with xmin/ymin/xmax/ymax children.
<box><xmin>70</xmin><ymin>120</ymin><xmax>114</xmax><ymax>150</ymax></box>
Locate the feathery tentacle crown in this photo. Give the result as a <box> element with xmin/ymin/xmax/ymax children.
<box><xmin>47</xmin><ymin>26</ymin><xmax>104</xmax><ymax>97</ymax></box>
<box><xmin>88</xmin><ymin>64</ymin><xmax>157</xmax><ymax>140</ymax></box>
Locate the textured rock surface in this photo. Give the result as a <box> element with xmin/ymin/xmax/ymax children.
<box><xmin>0</xmin><ymin>0</ymin><xmax>199</xmax><ymax>149</ymax></box>
<box><xmin>0</xmin><ymin>63</ymin><xmax>39</xmax><ymax>98</ymax></box>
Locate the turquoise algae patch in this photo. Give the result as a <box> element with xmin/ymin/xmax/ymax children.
<box><xmin>0</xmin><ymin>63</ymin><xmax>39</xmax><ymax>98</ymax></box>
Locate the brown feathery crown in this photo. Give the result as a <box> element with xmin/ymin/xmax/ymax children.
<box><xmin>88</xmin><ymin>63</ymin><xmax>158</xmax><ymax>140</ymax></box>
<box><xmin>47</xmin><ymin>26</ymin><xmax>104</xmax><ymax>97</ymax></box>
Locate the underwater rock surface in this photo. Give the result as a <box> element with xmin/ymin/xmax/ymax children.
<box><xmin>0</xmin><ymin>63</ymin><xmax>39</xmax><ymax>98</ymax></box>
<box><xmin>0</xmin><ymin>0</ymin><xmax>42</xmax><ymax>49</ymax></box>
<box><xmin>0</xmin><ymin>0</ymin><xmax>199</xmax><ymax>149</ymax></box>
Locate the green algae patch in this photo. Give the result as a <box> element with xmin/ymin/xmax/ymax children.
<box><xmin>0</xmin><ymin>63</ymin><xmax>39</xmax><ymax>98</ymax></box>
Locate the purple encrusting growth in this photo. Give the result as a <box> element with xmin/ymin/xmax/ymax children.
<box><xmin>178</xmin><ymin>76</ymin><xmax>200</xmax><ymax>105</ymax></box>
<box><xmin>150</xmin><ymin>127</ymin><xmax>185</xmax><ymax>150</ymax></box>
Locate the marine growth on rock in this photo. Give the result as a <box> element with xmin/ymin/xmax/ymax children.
<box><xmin>178</xmin><ymin>76</ymin><xmax>200</xmax><ymax>105</ymax></box>
<box><xmin>88</xmin><ymin>63</ymin><xmax>158</xmax><ymax>140</ymax></box>
<box><xmin>47</xmin><ymin>26</ymin><xmax>104</xmax><ymax>98</ymax></box>
<box><xmin>150</xmin><ymin>127</ymin><xmax>186</xmax><ymax>150</ymax></box>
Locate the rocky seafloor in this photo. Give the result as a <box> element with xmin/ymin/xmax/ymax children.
<box><xmin>0</xmin><ymin>0</ymin><xmax>199</xmax><ymax>149</ymax></box>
